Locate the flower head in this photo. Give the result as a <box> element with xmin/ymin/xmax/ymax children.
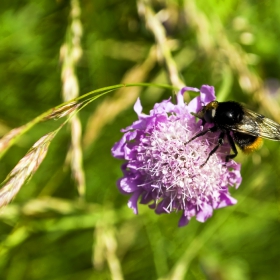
<box><xmin>112</xmin><ymin>85</ymin><xmax>242</xmax><ymax>226</ymax></box>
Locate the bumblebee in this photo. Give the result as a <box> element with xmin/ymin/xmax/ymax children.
<box><xmin>187</xmin><ymin>100</ymin><xmax>280</xmax><ymax>166</ymax></box>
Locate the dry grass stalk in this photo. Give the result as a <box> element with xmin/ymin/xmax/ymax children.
<box><xmin>60</xmin><ymin>0</ymin><xmax>85</xmax><ymax>198</ymax></box>
<box><xmin>0</xmin><ymin>125</ymin><xmax>27</xmax><ymax>153</ymax></box>
<box><xmin>44</xmin><ymin>102</ymin><xmax>80</xmax><ymax>120</ymax></box>
<box><xmin>68</xmin><ymin>116</ymin><xmax>85</xmax><ymax>197</ymax></box>
<box><xmin>0</xmin><ymin>101</ymin><xmax>81</xmax><ymax>158</ymax></box>
<box><xmin>93</xmin><ymin>224</ymin><xmax>124</xmax><ymax>280</ymax></box>
<box><xmin>103</xmin><ymin>228</ymin><xmax>124</xmax><ymax>280</ymax></box>
<box><xmin>0</xmin><ymin>130</ymin><xmax>58</xmax><ymax>208</ymax></box>
<box><xmin>137</xmin><ymin>0</ymin><xmax>185</xmax><ymax>89</ymax></box>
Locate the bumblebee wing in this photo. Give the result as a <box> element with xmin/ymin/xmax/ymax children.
<box><xmin>231</xmin><ymin>109</ymin><xmax>280</xmax><ymax>140</ymax></box>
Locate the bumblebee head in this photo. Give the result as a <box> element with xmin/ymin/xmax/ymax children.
<box><xmin>192</xmin><ymin>101</ymin><xmax>218</xmax><ymax>123</ymax></box>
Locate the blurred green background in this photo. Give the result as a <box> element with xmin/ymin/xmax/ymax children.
<box><xmin>1</xmin><ymin>0</ymin><xmax>280</xmax><ymax>279</ymax></box>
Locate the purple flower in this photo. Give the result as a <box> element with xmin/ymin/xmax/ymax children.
<box><xmin>112</xmin><ymin>85</ymin><xmax>242</xmax><ymax>226</ymax></box>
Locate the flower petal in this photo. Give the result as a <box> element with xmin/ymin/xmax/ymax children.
<box><xmin>177</xmin><ymin>86</ymin><xmax>200</xmax><ymax>106</ymax></box>
<box><xmin>196</xmin><ymin>202</ymin><xmax>213</xmax><ymax>222</ymax></box>
<box><xmin>178</xmin><ymin>214</ymin><xmax>190</xmax><ymax>227</ymax></box>
<box><xmin>134</xmin><ymin>98</ymin><xmax>143</xmax><ymax>115</ymax></box>
<box><xmin>188</xmin><ymin>96</ymin><xmax>202</xmax><ymax>113</ymax></box>
<box><xmin>200</xmin><ymin>85</ymin><xmax>216</xmax><ymax>104</ymax></box>
<box><xmin>128</xmin><ymin>191</ymin><xmax>142</xmax><ymax>214</ymax></box>
<box><xmin>117</xmin><ymin>177</ymin><xmax>139</xmax><ymax>194</ymax></box>
<box><xmin>215</xmin><ymin>192</ymin><xmax>237</xmax><ymax>208</ymax></box>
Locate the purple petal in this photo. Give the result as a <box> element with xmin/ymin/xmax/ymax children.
<box><xmin>188</xmin><ymin>96</ymin><xmax>202</xmax><ymax>113</ymax></box>
<box><xmin>196</xmin><ymin>202</ymin><xmax>213</xmax><ymax>222</ymax></box>
<box><xmin>134</xmin><ymin>98</ymin><xmax>143</xmax><ymax>116</ymax></box>
<box><xmin>112</xmin><ymin>130</ymin><xmax>140</xmax><ymax>160</ymax></box>
<box><xmin>215</xmin><ymin>193</ymin><xmax>237</xmax><ymax>208</ymax></box>
<box><xmin>128</xmin><ymin>191</ymin><xmax>142</xmax><ymax>214</ymax></box>
<box><xmin>151</xmin><ymin>99</ymin><xmax>175</xmax><ymax>114</ymax></box>
<box><xmin>155</xmin><ymin>199</ymin><xmax>170</xmax><ymax>214</ymax></box>
<box><xmin>200</xmin><ymin>85</ymin><xmax>216</xmax><ymax>104</ymax></box>
<box><xmin>111</xmin><ymin>134</ymin><xmax>129</xmax><ymax>159</ymax></box>
<box><xmin>177</xmin><ymin>86</ymin><xmax>200</xmax><ymax>106</ymax></box>
<box><xmin>117</xmin><ymin>177</ymin><xmax>139</xmax><ymax>194</ymax></box>
<box><xmin>140</xmin><ymin>191</ymin><xmax>154</xmax><ymax>204</ymax></box>
<box><xmin>178</xmin><ymin>214</ymin><xmax>190</xmax><ymax>227</ymax></box>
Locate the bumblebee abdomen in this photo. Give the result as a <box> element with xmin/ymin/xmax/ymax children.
<box><xmin>233</xmin><ymin>132</ymin><xmax>263</xmax><ymax>153</ymax></box>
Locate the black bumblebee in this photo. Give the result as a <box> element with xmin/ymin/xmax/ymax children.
<box><xmin>187</xmin><ymin>100</ymin><xmax>280</xmax><ymax>166</ymax></box>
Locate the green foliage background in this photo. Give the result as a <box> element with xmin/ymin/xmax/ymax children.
<box><xmin>1</xmin><ymin>0</ymin><xmax>280</xmax><ymax>279</ymax></box>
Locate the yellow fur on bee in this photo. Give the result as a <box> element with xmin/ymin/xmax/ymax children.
<box><xmin>242</xmin><ymin>137</ymin><xmax>263</xmax><ymax>154</ymax></box>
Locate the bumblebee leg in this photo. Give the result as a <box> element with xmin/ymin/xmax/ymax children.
<box><xmin>200</xmin><ymin>132</ymin><xmax>225</xmax><ymax>167</ymax></box>
<box><xmin>225</xmin><ymin>132</ymin><xmax>238</xmax><ymax>161</ymax></box>
<box><xmin>185</xmin><ymin>125</ymin><xmax>218</xmax><ymax>145</ymax></box>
